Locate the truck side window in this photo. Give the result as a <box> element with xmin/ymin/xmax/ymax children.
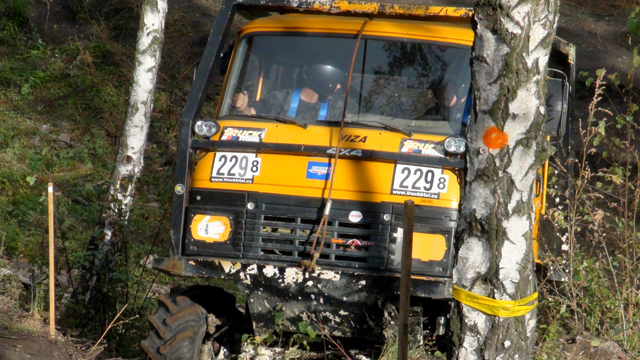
<box><xmin>234</xmin><ymin>50</ymin><xmax>260</xmax><ymax>101</ymax></box>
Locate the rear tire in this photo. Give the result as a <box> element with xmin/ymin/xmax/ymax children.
<box><xmin>141</xmin><ymin>293</ymin><xmax>207</xmax><ymax>360</ymax></box>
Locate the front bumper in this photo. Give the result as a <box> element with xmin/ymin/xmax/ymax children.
<box><xmin>153</xmin><ymin>256</ymin><xmax>452</xmax><ymax>339</ymax></box>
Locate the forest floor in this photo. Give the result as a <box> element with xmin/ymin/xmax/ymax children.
<box><xmin>0</xmin><ymin>0</ymin><xmax>638</xmax><ymax>359</ymax></box>
<box><xmin>0</xmin><ymin>277</ymin><xmax>100</xmax><ymax>360</ymax></box>
<box><xmin>0</xmin><ymin>303</ymin><xmax>97</xmax><ymax>360</ymax></box>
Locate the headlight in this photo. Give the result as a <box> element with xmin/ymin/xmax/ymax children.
<box><xmin>190</xmin><ymin>214</ymin><xmax>232</xmax><ymax>243</ymax></box>
<box><xmin>444</xmin><ymin>136</ymin><xmax>466</xmax><ymax>154</ymax></box>
<box><xmin>193</xmin><ymin>120</ymin><xmax>219</xmax><ymax>137</ymax></box>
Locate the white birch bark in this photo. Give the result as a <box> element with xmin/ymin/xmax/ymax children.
<box><xmin>451</xmin><ymin>0</ymin><xmax>559</xmax><ymax>359</ymax></box>
<box><xmin>83</xmin><ymin>0</ymin><xmax>168</xmax><ymax>302</ymax></box>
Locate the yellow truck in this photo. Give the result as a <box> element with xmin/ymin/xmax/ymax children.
<box><xmin>143</xmin><ymin>1</ymin><xmax>574</xmax><ymax>358</ymax></box>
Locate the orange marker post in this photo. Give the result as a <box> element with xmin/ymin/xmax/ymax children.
<box><xmin>48</xmin><ymin>182</ymin><xmax>55</xmax><ymax>339</ymax></box>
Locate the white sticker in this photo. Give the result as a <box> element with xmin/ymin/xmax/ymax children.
<box><xmin>197</xmin><ymin>216</ymin><xmax>227</xmax><ymax>240</ymax></box>
<box><xmin>391</xmin><ymin>164</ymin><xmax>449</xmax><ymax>199</ymax></box>
<box><xmin>348</xmin><ymin>211</ymin><xmax>363</xmax><ymax>223</ymax></box>
<box><xmin>211</xmin><ymin>152</ymin><xmax>261</xmax><ymax>184</ymax></box>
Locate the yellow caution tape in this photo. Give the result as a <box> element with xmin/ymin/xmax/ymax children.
<box><xmin>452</xmin><ymin>286</ymin><xmax>538</xmax><ymax>318</ymax></box>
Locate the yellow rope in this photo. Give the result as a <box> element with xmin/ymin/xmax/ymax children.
<box><xmin>452</xmin><ymin>286</ymin><xmax>538</xmax><ymax>318</ymax></box>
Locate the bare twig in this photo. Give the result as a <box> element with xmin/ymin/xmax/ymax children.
<box><xmin>0</xmin><ymin>231</ymin><xmax>5</xmax><ymax>256</ymax></box>
<box><xmin>309</xmin><ymin>313</ymin><xmax>352</xmax><ymax>360</ymax></box>
<box><xmin>89</xmin><ymin>304</ymin><xmax>129</xmax><ymax>353</ymax></box>
<box><xmin>594</xmin><ymin>217</ymin><xmax>628</xmax><ymax>346</ymax></box>
<box><xmin>45</xmin><ymin>134</ymin><xmax>83</xmax><ymax>148</ymax></box>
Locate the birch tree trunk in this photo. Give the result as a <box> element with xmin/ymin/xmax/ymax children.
<box><xmin>80</xmin><ymin>0</ymin><xmax>168</xmax><ymax>302</ymax></box>
<box><xmin>451</xmin><ymin>1</ymin><xmax>559</xmax><ymax>359</ymax></box>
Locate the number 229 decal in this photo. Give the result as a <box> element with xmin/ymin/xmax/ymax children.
<box><xmin>391</xmin><ymin>164</ymin><xmax>449</xmax><ymax>199</ymax></box>
<box><xmin>211</xmin><ymin>152</ymin><xmax>261</xmax><ymax>184</ymax></box>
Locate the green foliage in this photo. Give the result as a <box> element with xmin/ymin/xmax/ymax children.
<box><xmin>536</xmin><ymin>12</ymin><xmax>640</xmax><ymax>356</ymax></box>
<box><xmin>239</xmin><ymin>310</ymin><xmax>321</xmax><ymax>359</ymax></box>
<box><xmin>536</xmin><ymin>55</ymin><xmax>640</xmax><ymax>358</ymax></box>
<box><xmin>0</xmin><ymin>12</ymin><xmax>233</xmax><ymax>357</ymax></box>
<box><xmin>1</xmin><ymin>0</ymin><xmax>33</xmax><ymax>25</ymax></box>
<box><xmin>298</xmin><ymin>320</ymin><xmax>316</xmax><ymax>339</ymax></box>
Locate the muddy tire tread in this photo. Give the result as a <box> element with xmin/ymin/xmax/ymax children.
<box><xmin>141</xmin><ymin>293</ymin><xmax>207</xmax><ymax>360</ymax></box>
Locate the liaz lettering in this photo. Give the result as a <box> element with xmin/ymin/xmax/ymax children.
<box><xmin>341</xmin><ymin>134</ymin><xmax>367</xmax><ymax>143</ymax></box>
<box><xmin>399</xmin><ymin>139</ymin><xmax>445</xmax><ymax>157</ymax></box>
<box><xmin>220</xmin><ymin>127</ymin><xmax>267</xmax><ymax>142</ymax></box>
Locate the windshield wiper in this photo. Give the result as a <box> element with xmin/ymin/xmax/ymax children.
<box><xmin>247</xmin><ymin>115</ymin><xmax>308</xmax><ymax>130</ymax></box>
<box><xmin>339</xmin><ymin>120</ymin><xmax>413</xmax><ymax>137</ymax></box>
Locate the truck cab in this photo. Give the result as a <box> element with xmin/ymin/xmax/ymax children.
<box><xmin>144</xmin><ymin>2</ymin><xmax>573</xmax><ymax>359</ymax></box>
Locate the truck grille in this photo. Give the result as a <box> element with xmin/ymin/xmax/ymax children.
<box><xmin>244</xmin><ymin>211</ymin><xmax>390</xmax><ymax>270</ymax></box>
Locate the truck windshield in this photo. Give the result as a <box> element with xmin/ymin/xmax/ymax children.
<box><xmin>219</xmin><ymin>34</ymin><xmax>471</xmax><ymax>136</ymax></box>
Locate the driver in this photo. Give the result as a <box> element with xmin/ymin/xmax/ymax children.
<box><xmin>444</xmin><ymin>81</ymin><xmax>472</xmax><ymax>125</ymax></box>
<box><xmin>233</xmin><ymin>64</ymin><xmax>346</xmax><ymax>123</ymax></box>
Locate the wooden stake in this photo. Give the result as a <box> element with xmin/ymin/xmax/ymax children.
<box><xmin>48</xmin><ymin>182</ymin><xmax>55</xmax><ymax>339</ymax></box>
<box><xmin>398</xmin><ymin>200</ymin><xmax>414</xmax><ymax>360</ymax></box>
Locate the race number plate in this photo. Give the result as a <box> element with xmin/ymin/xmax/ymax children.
<box><xmin>211</xmin><ymin>152</ymin><xmax>261</xmax><ymax>184</ymax></box>
<box><xmin>391</xmin><ymin>164</ymin><xmax>449</xmax><ymax>199</ymax></box>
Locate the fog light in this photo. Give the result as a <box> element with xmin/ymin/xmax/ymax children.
<box><xmin>247</xmin><ymin>202</ymin><xmax>256</xmax><ymax>210</ymax></box>
<box><xmin>190</xmin><ymin>215</ymin><xmax>231</xmax><ymax>242</ymax></box>
<box><xmin>194</xmin><ymin>120</ymin><xmax>219</xmax><ymax>137</ymax></box>
<box><xmin>444</xmin><ymin>136</ymin><xmax>466</xmax><ymax>154</ymax></box>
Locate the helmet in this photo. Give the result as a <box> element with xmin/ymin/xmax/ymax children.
<box><xmin>302</xmin><ymin>64</ymin><xmax>345</xmax><ymax>100</ymax></box>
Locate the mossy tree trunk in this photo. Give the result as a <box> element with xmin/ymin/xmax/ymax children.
<box><xmin>78</xmin><ymin>0</ymin><xmax>168</xmax><ymax>303</ymax></box>
<box><xmin>451</xmin><ymin>0</ymin><xmax>559</xmax><ymax>359</ymax></box>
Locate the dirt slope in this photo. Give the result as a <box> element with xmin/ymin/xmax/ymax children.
<box><xmin>0</xmin><ymin>331</ymin><xmax>84</xmax><ymax>360</ymax></box>
<box><xmin>558</xmin><ymin>0</ymin><xmax>632</xmax><ymax>76</ymax></box>
<box><xmin>0</xmin><ymin>293</ymin><xmax>98</xmax><ymax>360</ymax></box>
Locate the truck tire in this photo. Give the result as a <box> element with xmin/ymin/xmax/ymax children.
<box><xmin>141</xmin><ymin>293</ymin><xmax>208</xmax><ymax>360</ymax></box>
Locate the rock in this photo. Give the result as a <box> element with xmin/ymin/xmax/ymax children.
<box><xmin>10</xmin><ymin>259</ymin><xmax>33</xmax><ymax>286</ymax></box>
<box><xmin>30</xmin><ymin>137</ymin><xmax>42</xmax><ymax>147</ymax></box>
<box><xmin>590</xmin><ymin>340</ymin><xmax>632</xmax><ymax>360</ymax></box>
<box><xmin>56</xmin><ymin>270</ymin><xmax>71</xmax><ymax>290</ymax></box>
<box><xmin>140</xmin><ymin>254</ymin><xmax>157</xmax><ymax>269</ymax></box>
<box><xmin>149</xmin><ymin>283</ymin><xmax>170</xmax><ymax>297</ymax></box>
<box><xmin>1</xmin><ymin>268</ymin><xmax>12</xmax><ymax>276</ymax></box>
<box><xmin>58</xmin><ymin>133</ymin><xmax>72</xmax><ymax>143</ymax></box>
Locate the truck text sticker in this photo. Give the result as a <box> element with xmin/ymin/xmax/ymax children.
<box><xmin>399</xmin><ymin>139</ymin><xmax>445</xmax><ymax>157</ymax></box>
<box><xmin>306</xmin><ymin>161</ymin><xmax>332</xmax><ymax>180</ymax></box>
<box><xmin>220</xmin><ymin>127</ymin><xmax>266</xmax><ymax>142</ymax></box>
